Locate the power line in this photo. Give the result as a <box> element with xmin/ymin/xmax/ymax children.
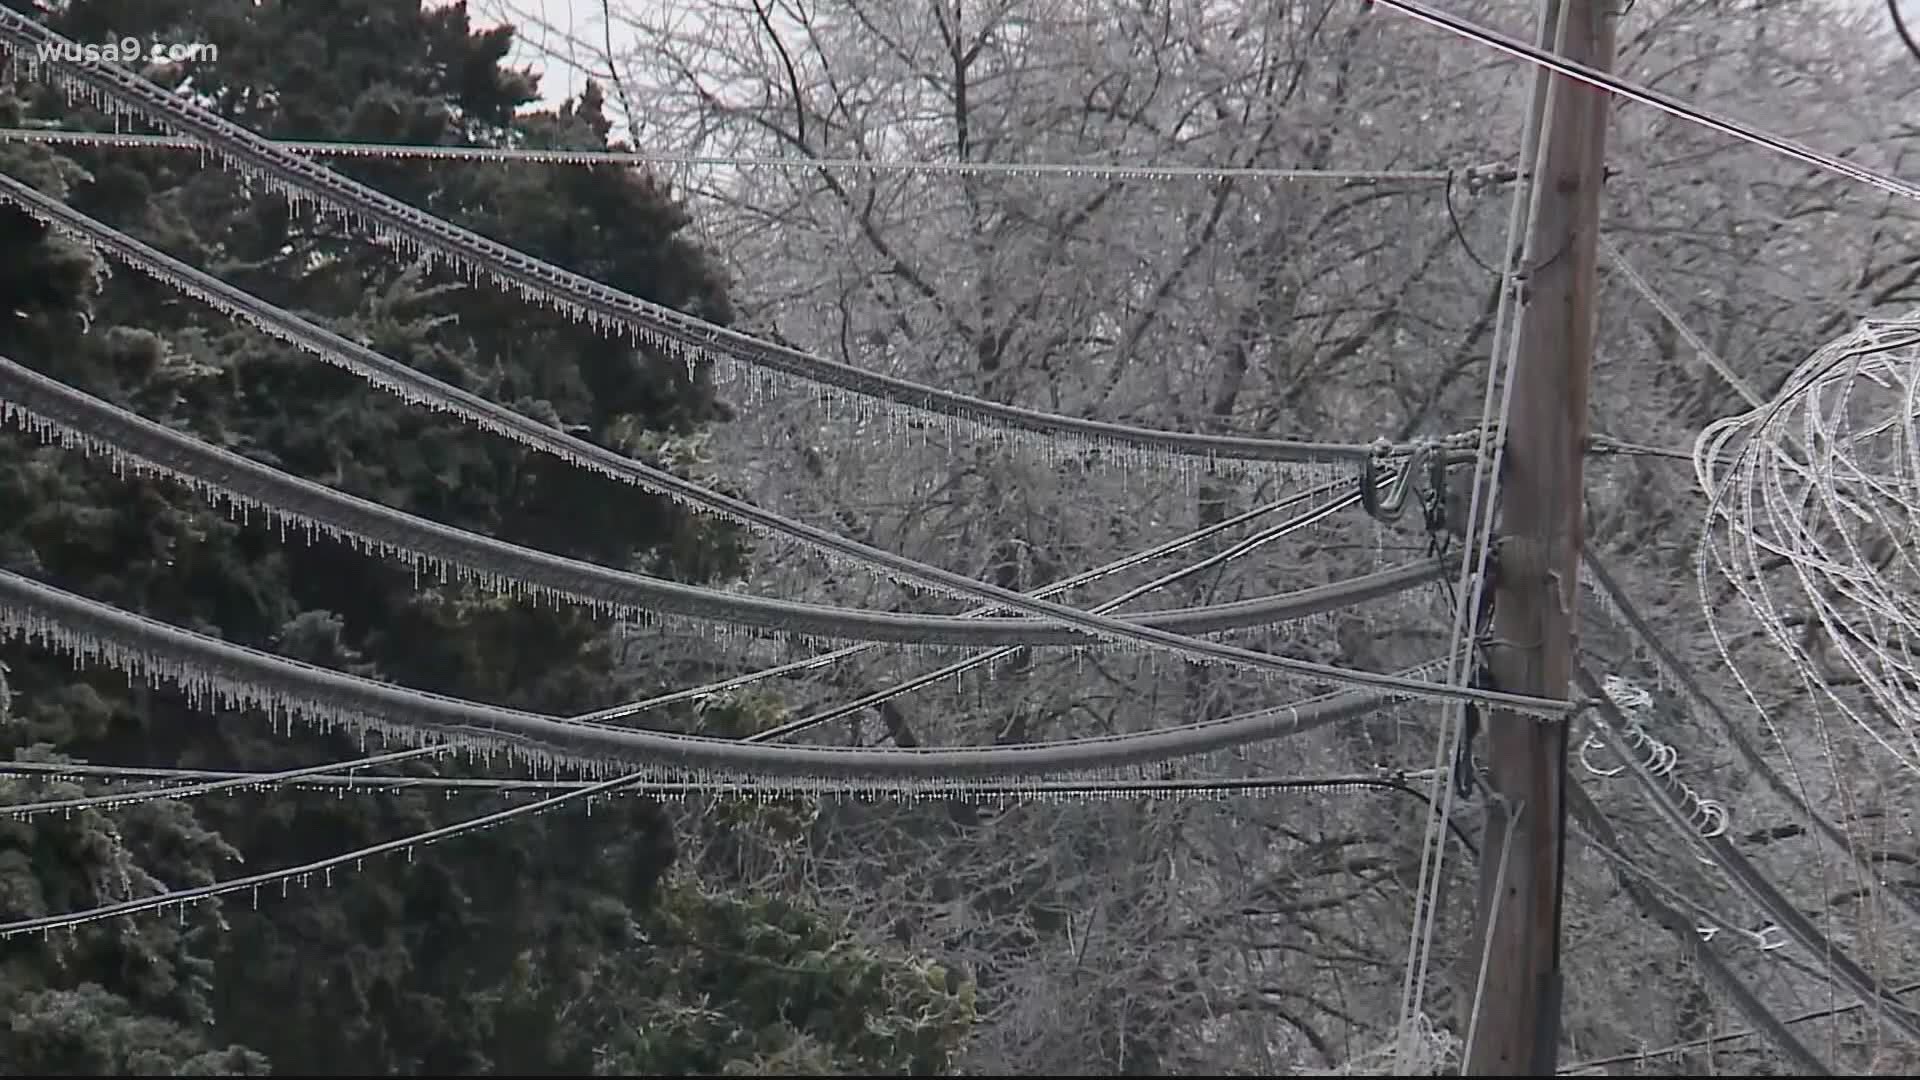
<box><xmin>579</xmin><ymin>483</ymin><xmax>1363</xmax><ymax>723</ymax></box>
<box><xmin>1598</xmin><ymin>238</ymin><xmax>1765</xmax><ymax>409</ymax></box>
<box><xmin>0</xmin><ymin>14</ymin><xmax>1390</xmax><ymax>471</ymax></box>
<box><xmin>0</xmin><ymin>126</ymin><xmax>1477</xmax><ymax>184</ymax></box>
<box><xmin>2</xmin><ymin>563</ymin><xmax>1489</xmax><ymax>784</ymax></box>
<box><xmin>0</xmin><ymin>764</ymin><xmax>657</xmax><ymax>938</ymax></box>
<box><xmin>1</xmin><ymin>352</ymin><xmax>1424</xmax><ymax>649</ymax></box>
<box><xmin>1585</xmin><ymin>434</ymin><xmax>1691</xmax><ymax>461</ymax></box>
<box><xmin>0</xmin><ymin>177</ymin><xmax>1528</xmax><ymax>706</ymax></box>
<box><xmin>0</xmin><ymin>760</ymin><xmax>1469</xmax><ymax>837</ymax></box>
<box><xmin>1566</xmin><ymin>778</ymin><xmax>1833</xmax><ymax>1076</ymax></box>
<box><xmin>1581</xmin><ymin>552</ymin><xmax>1920</xmax><ymax>929</ymax></box>
<box><xmin>0</xmin><ymin>745</ymin><xmax>446</xmax><ymax>816</ymax></box>
<box><xmin>746</xmin><ymin>491</ymin><xmax>1374</xmax><ymax>745</ymax></box>
<box><xmin>1558</xmin><ymin>979</ymin><xmax>1920</xmax><ymax>1072</ymax></box>
<box><xmin>0</xmin><ymin>763</ymin><xmax>1476</xmax><ymax>938</ymax></box>
<box><xmin>1576</xmin><ymin>663</ymin><xmax>1920</xmax><ymax>1043</ymax></box>
<box><xmin>1893</xmin><ymin>0</ymin><xmax>1920</xmax><ymax>67</ymax></box>
<box><xmin>1370</xmin><ymin>0</ymin><xmax>1920</xmax><ymax>207</ymax></box>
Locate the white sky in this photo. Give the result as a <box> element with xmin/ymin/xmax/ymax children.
<box><xmin>460</xmin><ymin>0</ymin><xmax>650</xmax><ymax>108</ymax></box>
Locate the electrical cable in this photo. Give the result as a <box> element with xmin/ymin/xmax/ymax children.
<box><xmin>579</xmin><ymin>481</ymin><xmax>1369</xmax><ymax>723</ymax></box>
<box><xmin>1577</xmin><ymin>663</ymin><xmax>1920</xmax><ymax>1043</ymax></box>
<box><xmin>0</xmin><ymin>126</ymin><xmax>1472</xmax><ymax>184</ymax></box>
<box><xmin>0</xmin><ymin>12</ymin><xmax>1399</xmax><ymax>470</ymax></box>
<box><xmin>0</xmin><ymin>171</ymin><xmax>1568</xmax><ymax>714</ymax></box>
<box><xmin>1581</xmin><ymin>552</ymin><xmax>1920</xmax><ymax>928</ymax></box>
<box><xmin>1369</xmin><ymin>0</ymin><xmax>1920</xmax><ymax>207</ymax></box>
<box><xmin>1600</xmin><ymin>237</ymin><xmax>1765</xmax><ymax>410</ymax></box>
<box><xmin>1566</xmin><ymin>778</ymin><xmax>1834</xmax><ymax>1076</ymax></box>
<box><xmin>1558</xmin><ymin>978</ymin><xmax>1920</xmax><ymax>1071</ymax></box>
<box><xmin>0</xmin><ymin>353</ymin><xmax>1430</xmax><ymax>648</ymax></box>
<box><xmin>748</xmin><ymin>490</ymin><xmax>1367</xmax><ymax>744</ymax></box>
<box><xmin>1893</xmin><ymin>0</ymin><xmax>1920</xmax><ymax>67</ymax></box>
<box><xmin>0</xmin><ymin>765</ymin><xmax>1474</xmax><ymax>939</ymax></box>
<box><xmin>0</xmin><ymin>759</ymin><xmax>1474</xmax><ymax>846</ymax></box>
<box><xmin>0</xmin><ymin>564</ymin><xmax>1469</xmax><ymax>785</ymax></box>
<box><xmin>0</xmin><ymin>745</ymin><xmax>447</xmax><ymax>816</ymax></box>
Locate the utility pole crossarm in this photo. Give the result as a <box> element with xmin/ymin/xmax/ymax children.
<box><xmin>1461</xmin><ymin>0</ymin><xmax>1618</xmax><ymax>1073</ymax></box>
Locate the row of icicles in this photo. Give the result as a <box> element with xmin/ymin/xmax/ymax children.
<box><xmin>0</xmin><ymin>8</ymin><xmax>1479</xmax><ymax>940</ymax></box>
<box><xmin>0</xmin><ymin>170</ymin><xmax>1554</xmax><ymax>714</ymax></box>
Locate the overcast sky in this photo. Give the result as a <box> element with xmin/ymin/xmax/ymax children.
<box><xmin>460</xmin><ymin>0</ymin><xmax>649</xmax><ymax>107</ymax></box>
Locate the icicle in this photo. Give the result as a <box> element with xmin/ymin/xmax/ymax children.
<box><xmin>8</xmin><ymin>373</ymin><xmax>1295</xmax><ymax>657</ymax></box>
<box><xmin>0</xmin><ymin>78</ymin><xmax>1370</xmax><ymax>485</ymax></box>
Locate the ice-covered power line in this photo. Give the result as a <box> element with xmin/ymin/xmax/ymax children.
<box><xmin>1</xmin><ymin>566</ymin><xmax>1513</xmax><ymax>787</ymax></box>
<box><xmin>579</xmin><ymin>482</ymin><xmax>1363</xmax><ymax>723</ymax></box>
<box><xmin>749</xmin><ymin>489</ymin><xmax>1375</xmax><ymax>744</ymax></box>
<box><xmin>1369</xmin><ymin>0</ymin><xmax>1920</xmax><ymax>207</ymax></box>
<box><xmin>0</xmin><ymin>745</ymin><xmax>446</xmax><ymax>817</ymax></box>
<box><xmin>1565</xmin><ymin>780</ymin><xmax>1834</xmax><ymax>1076</ymax></box>
<box><xmin>1580</xmin><ymin>552</ymin><xmax>1920</xmax><ymax>928</ymax></box>
<box><xmin>1599</xmin><ymin>238</ymin><xmax>1765</xmax><ymax>409</ymax></box>
<box><xmin>0</xmin><ymin>763</ymin><xmax>1469</xmax><ymax>939</ymax></box>
<box><xmin>1694</xmin><ymin>315</ymin><xmax>1920</xmax><ymax>775</ymax></box>
<box><xmin>0</xmin><ymin>759</ymin><xmax>1461</xmax><ymax>816</ymax></box>
<box><xmin>0</xmin><ymin>11</ymin><xmax>1399</xmax><ymax>471</ymax></box>
<box><xmin>1576</xmin><ymin>664</ymin><xmax>1920</xmax><ymax>1043</ymax></box>
<box><xmin>0</xmin><ymin>174</ymin><xmax>1564</xmax><ymax>713</ymax></box>
<box><xmin>1558</xmin><ymin>978</ymin><xmax>1920</xmax><ymax>1072</ymax></box>
<box><xmin>0</xmin><ymin>765</ymin><xmax>659</xmax><ymax>938</ymax></box>
<box><xmin>0</xmin><ymin>353</ymin><xmax>1433</xmax><ymax>649</ymax></box>
<box><xmin>0</xmin><ymin>126</ymin><xmax>1479</xmax><ymax>184</ymax></box>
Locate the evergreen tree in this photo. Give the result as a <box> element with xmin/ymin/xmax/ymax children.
<box><xmin>0</xmin><ymin>97</ymin><xmax>270</xmax><ymax>1078</ymax></box>
<box><xmin>1</xmin><ymin>1</ymin><xmax>972</xmax><ymax>1072</ymax></box>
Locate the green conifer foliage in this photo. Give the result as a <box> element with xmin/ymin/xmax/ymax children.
<box><xmin>2</xmin><ymin>2</ymin><xmax>971</xmax><ymax>1072</ymax></box>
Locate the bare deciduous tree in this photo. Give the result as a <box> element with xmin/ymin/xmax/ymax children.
<box><xmin>486</xmin><ymin>0</ymin><xmax>1920</xmax><ymax>1070</ymax></box>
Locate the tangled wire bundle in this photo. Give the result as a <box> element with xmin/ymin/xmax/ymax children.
<box><xmin>1335</xmin><ymin>1014</ymin><xmax>1461</xmax><ymax>1075</ymax></box>
<box><xmin>1695</xmin><ymin>313</ymin><xmax>1920</xmax><ymax>771</ymax></box>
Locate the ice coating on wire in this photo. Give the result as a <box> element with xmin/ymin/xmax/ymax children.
<box><xmin>1576</xmin><ymin>665</ymin><xmax>1920</xmax><ymax>1041</ymax></box>
<box><xmin>0</xmin><ymin>759</ymin><xmax>1439</xmax><ymax>813</ymax></box>
<box><xmin>0</xmin><ymin>352</ymin><xmax>1436</xmax><ymax>648</ymax></box>
<box><xmin>0</xmin><ymin>10</ymin><xmax>1390</xmax><ymax>472</ymax></box>
<box><xmin>0</xmin><ymin>565</ymin><xmax>1465</xmax><ymax>786</ymax></box>
<box><xmin>0</xmin><ymin>764</ymin><xmax>1446</xmax><ymax>939</ymax></box>
<box><xmin>1577</xmin><ymin>550</ymin><xmax>1920</xmax><ymax>929</ymax></box>
<box><xmin>0</xmin><ymin>126</ymin><xmax>1469</xmax><ymax>184</ymax></box>
<box><xmin>0</xmin><ymin>744</ymin><xmax>447</xmax><ymax>816</ymax></box>
<box><xmin>0</xmin><ymin>172</ymin><xmax>1563</xmax><ymax>713</ymax></box>
<box><xmin>579</xmin><ymin>483</ymin><xmax>1373</xmax><ymax>724</ymax></box>
<box><xmin>746</xmin><ymin>489</ymin><xmax>1401</xmax><ymax>742</ymax></box>
<box><xmin>1694</xmin><ymin>313</ymin><xmax>1920</xmax><ymax>775</ymax></box>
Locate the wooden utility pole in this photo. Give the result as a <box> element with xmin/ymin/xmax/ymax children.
<box><xmin>1461</xmin><ymin>0</ymin><xmax>1617</xmax><ymax>1073</ymax></box>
